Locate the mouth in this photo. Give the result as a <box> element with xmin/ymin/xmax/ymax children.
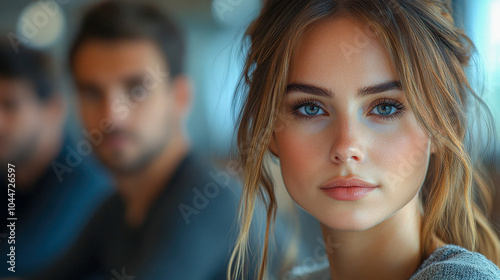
<box><xmin>320</xmin><ymin>176</ymin><xmax>378</xmax><ymax>201</ymax></box>
<box><xmin>102</xmin><ymin>135</ymin><xmax>130</xmax><ymax>148</ymax></box>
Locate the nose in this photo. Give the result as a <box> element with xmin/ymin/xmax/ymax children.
<box><xmin>101</xmin><ymin>90</ymin><xmax>129</xmax><ymax>126</ymax></box>
<box><xmin>329</xmin><ymin>116</ymin><xmax>365</xmax><ymax>164</ymax></box>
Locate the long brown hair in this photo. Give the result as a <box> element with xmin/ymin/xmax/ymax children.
<box><xmin>229</xmin><ymin>1</ymin><xmax>500</xmax><ymax>279</ymax></box>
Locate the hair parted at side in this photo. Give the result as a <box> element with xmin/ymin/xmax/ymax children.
<box><xmin>69</xmin><ymin>0</ymin><xmax>185</xmax><ymax>78</ymax></box>
<box><xmin>229</xmin><ymin>0</ymin><xmax>500</xmax><ymax>279</ymax></box>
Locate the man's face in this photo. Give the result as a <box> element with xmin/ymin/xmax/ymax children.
<box><xmin>0</xmin><ymin>78</ymin><xmax>44</xmax><ymax>165</ymax></box>
<box><xmin>73</xmin><ymin>39</ymin><xmax>181</xmax><ymax>173</ymax></box>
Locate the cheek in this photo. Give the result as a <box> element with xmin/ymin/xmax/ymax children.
<box><xmin>275</xmin><ymin>115</ymin><xmax>431</xmax><ymax>195</ymax></box>
<box><xmin>79</xmin><ymin>103</ymin><xmax>100</xmax><ymax>130</ymax></box>
<box><xmin>275</xmin><ymin>121</ymin><xmax>330</xmax><ymax>191</ymax></box>
<box><xmin>372</xmin><ymin>118</ymin><xmax>430</xmax><ymax>190</ymax></box>
<box><xmin>132</xmin><ymin>91</ymin><xmax>175</xmax><ymax>136</ymax></box>
<box><xmin>16</xmin><ymin>107</ymin><xmax>43</xmax><ymax>137</ymax></box>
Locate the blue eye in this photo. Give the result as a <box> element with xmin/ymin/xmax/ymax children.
<box><xmin>288</xmin><ymin>99</ymin><xmax>326</xmax><ymax>121</ymax></box>
<box><xmin>373</xmin><ymin>104</ymin><xmax>396</xmax><ymax>115</ymax></box>
<box><xmin>369</xmin><ymin>99</ymin><xmax>406</xmax><ymax>120</ymax></box>
<box><xmin>299</xmin><ymin>104</ymin><xmax>324</xmax><ymax>116</ymax></box>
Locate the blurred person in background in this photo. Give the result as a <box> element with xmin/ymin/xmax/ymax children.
<box><xmin>0</xmin><ymin>41</ymin><xmax>111</xmax><ymax>278</ymax></box>
<box><xmin>33</xmin><ymin>1</ymin><xmax>247</xmax><ymax>279</ymax></box>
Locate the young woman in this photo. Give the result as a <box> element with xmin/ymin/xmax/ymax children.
<box><xmin>228</xmin><ymin>0</ymin><xmax>500</xmax><ymax>279</ymax></box>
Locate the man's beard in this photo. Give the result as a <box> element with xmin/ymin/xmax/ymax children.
<box><xmin>97</xmin><ymin>130</ymin><xmax>171</xmax><ymax>174</ymax></box>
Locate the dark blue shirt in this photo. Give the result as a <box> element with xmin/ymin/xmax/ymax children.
<box><xmin>0</xmin><ymin>136</ymin><xmax>112</xmax><ymax>277</ymax></box>
<box><xmin>32</xmin><ymin>152</ymin><xmax>248</xmax><ymax>280</ymax></box>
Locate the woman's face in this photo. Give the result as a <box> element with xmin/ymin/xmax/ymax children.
<box><xmin>270</xmin><ymin>17</ymin><xmax>432</xmax><ymax>231</ymax></box>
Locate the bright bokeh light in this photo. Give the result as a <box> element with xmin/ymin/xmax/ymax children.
<box><xmin>16</xmin><ymin>1</ymin><xmax>65</xmax><ymax>49</ymax></box>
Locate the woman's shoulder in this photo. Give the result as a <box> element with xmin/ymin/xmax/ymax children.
<box><xmin>410</xmin><ymin>244</ymin><xmax>500</xmax><ymax>280</ymax></box>
<box><xmin>286</xmin><ymin>245</ymin><xmax>500</xmax><ymax>280</ymax></box>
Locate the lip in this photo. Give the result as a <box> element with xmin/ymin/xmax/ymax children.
<box><xmin>320</xmin><ymin>176</ymin><xmax>378</xmax><ymax>201</ymax></box>
<box><xmin>103</xmin><ymin>136</ymin><xmax>129</xmax><ymax>148</ymax></box>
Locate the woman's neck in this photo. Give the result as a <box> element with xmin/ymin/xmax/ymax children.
<box><xmin>321</xmin><ymin>195</ymin><xmax>423</xmax><ymax>280</ymax></box>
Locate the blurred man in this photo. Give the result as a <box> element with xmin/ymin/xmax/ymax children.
<box><xmin>34</xmin><ymin>1</ymin><xmax>245</xmax><ymax>279</ymax></box>
<box><xmin>0</xmin><ymin>42</ymin><xmax>111</xmax><ymax>278</ymax></box>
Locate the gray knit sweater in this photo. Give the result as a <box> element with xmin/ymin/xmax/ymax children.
<box><xmin>286</xmin><ymin>245</ymin><xmax>500</xmax><ymax>279</ymax></box>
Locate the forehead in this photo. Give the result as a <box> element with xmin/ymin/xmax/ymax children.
<box><xmin>289</xmin><ymin>17</ymin><xmax>398</xmax><ymax>93</ymax></box>
<box><xmin>73</xmin><ymin>39</ymin><xmax>167</xmax><ymax>83</ymax></box>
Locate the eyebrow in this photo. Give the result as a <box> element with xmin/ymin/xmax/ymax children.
<box><xmin>286</xmin><ymin>80</ymin><xmax>402</xmax><ymax>98</ymax></box>
<box><xmin>75</xmin><ymin>73</ymin><xmax>148</xmax><ymax>90</ymax></box>
<box><xmin>75</xmin><ymin>81</ymin><xmax>98</xmax><ymax>92</ymax></box>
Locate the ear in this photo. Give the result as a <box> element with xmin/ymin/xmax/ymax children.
<box><xmin>430</xmin><ymin>140</ymin><xmax>436</xmax><ymax>155</ymax></box>
<box><xmin>268</xmin><ymin>132</ymin><xmax>279</xmax><ymax>158</ymax></box>
<box><xmin>171</xmin><ymin>75</ymin><xmax>192</xmax><ymax>117</ymax></box>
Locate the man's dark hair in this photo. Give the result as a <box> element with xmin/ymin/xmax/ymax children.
<box><xmin>0</xmin><ymin>41</ymin><xmax>55</xmax><ymax>101</ymax></box>
<box><xmin>69</xmin><ymin>0</ymin><xmax>185</xmax><ymax>78</ymax></box>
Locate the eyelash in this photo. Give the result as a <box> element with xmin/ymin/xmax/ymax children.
<box><xmin>288</xmin><ymin>98</ymin><xmax>407</xmax><ymax>121</ymax></box>
<box><xmin>289</xmin><ymin>98</ymin><xmax>324</xmax><ymax>121</ymax></box>
<box><xmin>368</xmin><ymin>98</ymin><xmax>406</xmax><ymax>120</ymax></box>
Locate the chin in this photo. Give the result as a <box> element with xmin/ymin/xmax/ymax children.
<box><xmin>100</xmin><ymin>156</ymin><xmax>132</xmax><ymax>172</ymax></box>
<box><xmin>314</xmin><ymin>206</ymin><xmax>382</xmax><ymax>232</ymax></box>
<box><xmin>320</xmin><ymin>219</ymin><xmax>375</xmax><ymax>232</ymax></box>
